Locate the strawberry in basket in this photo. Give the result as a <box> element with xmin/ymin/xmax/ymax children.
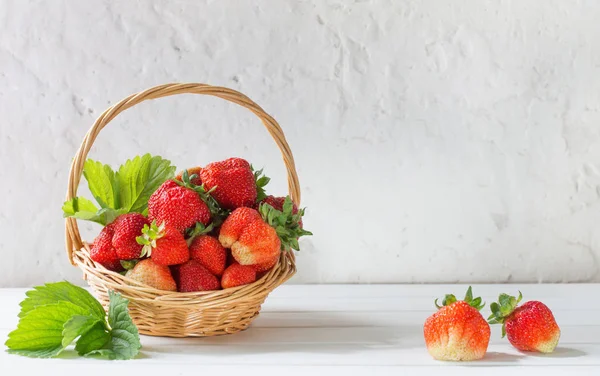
<box><xmin>219</xmin><ymin>196</ymin><xmax>311</xmax><ymax>272</ymax></box>
<box><xmin>199</xmin><ymin>157</ymin><xmax>270</xmax><ymax>210</ymax></box>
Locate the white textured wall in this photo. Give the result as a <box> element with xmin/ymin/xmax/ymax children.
<box><xmin>1</xmin><ymin>0</ymin><xmax>600</xmax><ymax>287</ymax></box>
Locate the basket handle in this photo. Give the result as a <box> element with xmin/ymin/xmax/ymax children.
<box><xmin>65</xmin><ymin>83</ymin><xmax>301</xmax><ymax>264</ymax></box>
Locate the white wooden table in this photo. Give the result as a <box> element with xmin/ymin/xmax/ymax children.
<box><xmin>1</xmin><ymin>284</ymin><xmax>598</xmax><ymax>375</ymax></box>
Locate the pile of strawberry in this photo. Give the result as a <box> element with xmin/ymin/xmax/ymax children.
<box><xmin>424</xmin><ymin>287</ymin><xmax>561</xmax><ymax>361</ymax></box>
<box><xmin>64</xmin><ymin>155</ymin><xmax>310</xmax><ymax>292</ymax></box>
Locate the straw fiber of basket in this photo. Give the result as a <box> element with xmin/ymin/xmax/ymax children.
<box><xmin>64</xmin><ymin>83</ymin><xmax>300</xmax><ymax>337</ymax></box>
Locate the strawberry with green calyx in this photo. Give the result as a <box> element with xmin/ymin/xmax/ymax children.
<box><xmin>148</xmin><ymin>179</ymin><xmax>210</xmax><ymax>233</ymax></box>
<box><xmin>175</xmin><ymin>166</ymin><xmax>202</xmax><ymax>186</ymax></box>
<box><xmin>111</xmin><ymin>213</ymin><xmax>150</xmax><ymax>260</ymax></box>
<box><xmin>251</xmin><ymin>165</ymin><xmax>271</xmax><ymax>203</ymax></box>
<box><xmin>424</xmin><ymin>286</ymin><xmax>490</xmax><ymax>361</ymax></box>
<box><xmin>199</xmin><ymin>157</ymin><xmax>258</xmax><ymax>210</ymax></box>
<box><xmin>219</xmin><ymin>199</ymin><xmax>311</xmax><ymax>271</ymax></box>
<box><xmin>260</xmin><ymin>195</ymin><xmax>303</xmax><ymax>227</ymax></box>
<box><xmin>136</xmin><ymin>221</ymin><xmax>189</xmax><ymax>266</ymax></box>
<box><xmin>125</xmin><ymin>259</ymin><xmax>177</xmax><ymax>291</ymax></box>
<box><xmin>488</xmin><ymin>292</ymin><xmax>560</xmax><ymax>353</ymax></box>
<box><xmin>177</xmin><ymin>170</ymin><xmax>229</xmax><ymax>228</ymax></box>
<box><xmin>259</xmin><ymin>196</ymin><xmax>312</xmax><ymax>251</ymax></box>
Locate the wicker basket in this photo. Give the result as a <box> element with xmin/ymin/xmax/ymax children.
<box><xmin>65</xmin><ymin>83</ymin><xmax>300</xmax><ymax>337</ymax></box>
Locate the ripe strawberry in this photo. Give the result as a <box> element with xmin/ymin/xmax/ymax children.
<box><xmin>220</xmin><ymin>197</ymin><xmax>311</xmax><ymax>267</ymax></box>
<box><xmin>125</xmin><ymin>259</ymin><xmax>177</xmax><ymax>291</ymax></box>
<box><xmin>252</xmin><ymin>254</ymin><xmax>279</xmax><ymax>273</ymax></box>
<box><xmin>175</xmin><ymin>166</ymin><xmax>202</xmax><ymax>186</ymax></box>
<box><xmin>424</xmin><ymin>287</ymin><xmax>490</xmax><ymax>361</ymax></box>
<box><xmin>148</xmin><ymin>180</ymin><xmax>210</xmax><ymax>233</ymax></box>
<box><xmin>189</xmin><ymin>235</ymin><xmax>227</xmax><ymax>276</ymax></box>
<box><xmin>176</xmin><ymin>260</ymin><xmax>220</xmax><ymax>292</ymax></box>
<box><xmin>219</xmin><ymin>207</ymin><xmax>262</xmax><ymax>248</ymax></box>
<box><xmin>260</xmin><ymin>195</ymin><xmax>302</xmax><ymax>227</ymax></box>
<box><xmin>199</xmin><ymin>157</ymin><xmax>259</xmax><ymax>210</ymax></box>
<box><xmin>90</xmin><ymin>224</ymin><xmax>123</xmax><ymax>272</ymax></box>
<box><xmin>136</xmin><ymin>221</ymin><xmax>190</xmax><ymax>266</ymax></box>
<box><xmin>111</xmin><ymin>213</ymin><xmax>149</xmax><ymax>260</ymax></box>
<box><xmin>234</xmin><ymin>220</ymin><xmax>281</xmax><ymax>265</ymax></box>
<box><xmin>488</xmin><ymin>292</ymin><xmax>560</xmax><ymax>353</ymax></box>
<box><xmin>221</xmin><ymin>263</ymin><xmax>257</xmax><ymax>289</ymax></box>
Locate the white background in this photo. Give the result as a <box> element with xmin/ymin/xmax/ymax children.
<box><xmin>1</xmin><ymin>1</ymin><xmax>600</xmax><ymax>287</ymax></box>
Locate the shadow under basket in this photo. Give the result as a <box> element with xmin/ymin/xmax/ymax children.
<box><xmin>64</xmin><ymin>83</ymin><xmax>301</xmax><ymax>337</ymax></box>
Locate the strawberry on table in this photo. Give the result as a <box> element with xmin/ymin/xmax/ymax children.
<box><xmin>175</xmin><ymin>260</ymin><xmax>220</xmax><ymax>292</ymax></box>
<box><xmin>488</xmin><ymin>292</ymin><xmax>560</xmax><ymax>353</ymax></box>
<box><xmin>221</xmin><ymin>263</ymin><xmax>257</xmax><ymax>289</ymax></box>
<box><xmin>136</xmin><ymin>221</ymin><xmax>190</xmax><ymax>266</ymax></box>
<box><xmin>423</xmin><ymin>287</ymin><xmax>490</xmax><ymax>361</ymax></box>
<box><xmin>111</xmin><ymin>213</ymin><xmax>150</xmax><ymax>260</ymax></box>
<box><xmin>199</xmin><ymin>157</ymin><xmax>261</xmax><ymax>210</ymax></box>
<box><xmin>148</xmin><ymin>180</ymin><xmax>211</xmax><ymax>233</ymax></box>
<box><xmin>90</xmin><ymin>223</ymin><xmax>123</xmax><ymax>272</ymax></box>
<box><xmin>125</xmin><ymin>259</ymin><xmax>177</xmax><ymax>291</ymax></box>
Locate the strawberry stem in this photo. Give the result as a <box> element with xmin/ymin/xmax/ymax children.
<box><xmin>176</xmin><ymin>170</ymin><xmax>229</xmax><ymax>227</ymax></box>
<box><xmin>487</xmin><ymin>291</ymin><xmax>523</xmax><ymax>337</ymax></box>
<box><xmin>136</xmin><ymin>221</ymin><xmax>166</xmax><ymax>258</ymax></box>
<box><xmin>434</xmin><ymin>286</ymin><xmax>485</xmax><ymax>310</ymax></box>
<box><xmin>259</xmin><ymin>196</ymin><xmax>312</xmax><ymax>251</ymax></box>
<box><xmin>251</xmin><ymin>165</ymin><xmax>271</xmax><ymax>203</ymax></box>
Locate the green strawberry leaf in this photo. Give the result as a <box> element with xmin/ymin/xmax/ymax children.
<box><xmin>62</xmin><ymin>315</ymin><xmax>106</xmax><ymax>348</ymax></box>
<box><xmin>62</xmin><ymin>198</ymin><xmax>126</xmax><ymax>226</ymax></box>
<box><xmin>84</xmin><ymin>159</ymin><xmax>119</xmax><ymax>209</ymax></box>
<box><xmin>18</xmin><ymin>282</ymin><xmax>106</xmax><ymax>320</ymax></box>
<box><xmin>6</xmin><ymin>301</ymin><xmax>90</xmax><ymax>358</ymax></box>
<box><xmin>84</xmin><ymin>291</ymin><xmax>140</xmax><ymax>360</ymax></box>
<box><xmin>75</xmin><ymin>321</ymin><xmax>111</xmax><ymax>355</ymax></box>
<box><xmin>6</xmin><ymin>282</ymin><xmax>141</xmax><ymax>360</ymax></box>
<box><xmin>251</xmin><ymin>165</ymin><xmax>271</xmax><ymax>203</ymax></box>
<box><xmin>117</xmin><ymin>154</ymin><xmax>176</xmax><ymax>214</ymax></box>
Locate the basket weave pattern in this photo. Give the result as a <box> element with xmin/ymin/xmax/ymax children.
<box><xmin>65</xmin><ymin>83</ymin><xmax>300</xmax><ymax>337</ymax></box>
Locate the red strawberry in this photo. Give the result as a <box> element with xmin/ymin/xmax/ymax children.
<box><xmin>90</xmin><ymin>224</ymin><xmax>123</xmax><ymax>272</ymax></box>
<box><xmin>234</xmin><ymin>220</ymin><xmax>281</xmax><ymax>265</ymax></box>
<box><xmin>137</xmin><ymin>221</ymin><xmax>190</xmax><ymax>266</ymax></box>
<box><xmin>424</xmin><ymin>287</ymin><xmax>490</xmax><ymax>361</ymax></box>
<box><xmin>219</xmin><ymin>207</ymin><xmax>262</xmax><ymax>248</ymax></box>
<box><xmin>176</xmin><ymin>260</ymin><xmax>220</xmax><ymax>292</ymax></box>
<box><xmin>219</xmin><ymin>199</ymin><xmax>311</xmax><ymax>268</ymax></box>
<box><xmin>175</xmin><ymin>166</ymin><xmax>203</xmax><ymax>186</ymax></box>
<box><xmin>488</xmin><ymin>292</ymin><xmax>560</xmax><ymax>353</ymax></box>
<box><xmin>252</xmin><ymin>254</ymin><xmax>279</xmax><ymax>273</ymax></box>
<box><xmin>111</xmin><ymin>213</ymin><xmax>150</xmax><ymax>260</ymax></box>
<box><xmin>148</xmin><ymin>180</ymin><xmax>210</xmax><ymax>233</ymax></box>
<box><xmin>189</xmin><ymin>235</ymin><xmax>227</xmax><ymax>277</ymax></box>
<box><xmin>199</xmin><ymin>157</ymin><xmax>258</xmax><ymax>210</ymax></box>
<box><xmin>125</xmin><ymin>259</ymin><xmax>177</xmax><ymax>291</ymax></box>
<box><xmin>261</xmin><ymin>195</ymin><xmax>302</xmax><ymax>227</ymax></box>
<box><xmin>221</xmin><ymin>263</ymin><xmax>257</xmax><ymax>289</ymax></box>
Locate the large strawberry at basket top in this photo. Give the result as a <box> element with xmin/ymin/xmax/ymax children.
<box><xmin>219</xmin><ymin>197</ymin><xmax>312</xmax><ymax>269</ymax></box>
<box><xmin>147</xmin><ymin>179</ymin><xmax>211</xmax><ymax>233</ymax></box>
<box><xmin>199</xmin><ymin>157</ymin><xmax>270</xmax><ymax>210</ymax></box>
